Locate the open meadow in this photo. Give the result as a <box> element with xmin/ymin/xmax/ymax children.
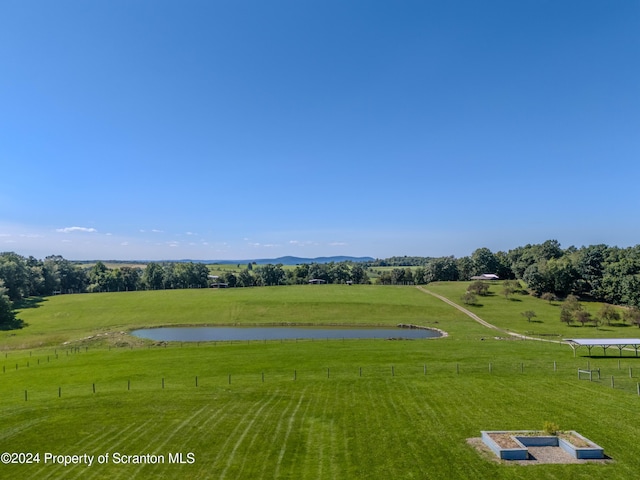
<box><xmin>2</xmin><ymin>283</ymin><xmax>640</xmax><ymax>479</ymax></box>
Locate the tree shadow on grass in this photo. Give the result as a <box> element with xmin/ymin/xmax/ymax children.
<box><xmin>14</xmin><ymin>296</ymin><xmax>47</xmax><ymax>310</ymax></box>
<box><xmin>582</xmin><ymin>355</ymin><xmax>640</xmax><ymax>360</ymax></box>
<box><xmin>610</xmin><ymin>322</ymin><xmax>633</xmax><ymax>328</ymax></box>
<box><xmin>0</xmin><ymin>318</ymin><xmax>26</xmax><ymax>330</ymax></box>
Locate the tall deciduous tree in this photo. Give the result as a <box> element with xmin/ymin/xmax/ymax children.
<box><xmin>143</xmin><ymin>262</ymin><xmax>164</xmax><ymax>290</ymax></box>
<box><xmin>0</xmin><ymin>281</ymin><xmax>18</xmax><ymax>329</ymax></box>
<box><xmin>0</xmin><ymin>252</ymin><xmax>30</xmax><ymax>301</ymax></box>
<box><xmin>599</xmin><ymin>304</ymin><xmax>620</xmax><ymax>326</ymax></box>
<box><xmin>624</xmin><ymin>307</ymin><xmax>640</xmax><ymax>327</ymax></box>
<box><xmin>471</xmin><ymin>248</ymin><xmax>499</xmax><ymax>276</ymax></box>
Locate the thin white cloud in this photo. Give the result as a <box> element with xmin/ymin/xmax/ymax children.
<box><xmin>56</xmin><ymin>226</ymin><xmax>97</xmax><ymax>233</ymax></box>
<box><xmin>152</xmin><ymin>229</ymin><xmax>164</xmax><ymax>233</ymax></box>
<box><xmin>329</xmin><ymin>242</ymin><xmax>348</xmax><ymax>246</ymax></box>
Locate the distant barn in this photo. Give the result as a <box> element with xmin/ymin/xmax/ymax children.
<box><xmin>470</xmin><ymin>273</ymin><xmax>499</xmax><ymax>280</ymax></box>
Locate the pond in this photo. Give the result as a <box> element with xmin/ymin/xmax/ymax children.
<box><xmin>130</xmin><ymin>326</ymin><xmax>442</xmax><ymax>342</ymax></box>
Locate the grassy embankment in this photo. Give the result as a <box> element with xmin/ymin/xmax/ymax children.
<box><xmin>1</xmin><ymin>283</ymin><xmax>639</xmax><ymax>479</ymax></box>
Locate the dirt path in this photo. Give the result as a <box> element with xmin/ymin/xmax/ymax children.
<box><xmin>416</xmin><ymin>286</ymin><xmax>557</xmax><ymax>343</ymax></box>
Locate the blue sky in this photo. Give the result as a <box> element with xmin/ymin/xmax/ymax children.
<box><xmin>1</xmin><ymin>1</ymin><xmax>639</xmax><ymax>260</ymax></box>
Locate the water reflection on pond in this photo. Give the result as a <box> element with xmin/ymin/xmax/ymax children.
<box><xmin>131</xmin><ymin>326</ymin><xmax>442</xmax><ymax>342</ymax></box>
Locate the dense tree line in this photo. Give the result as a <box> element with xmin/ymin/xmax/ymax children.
<box><xmin>2</xmin><ymin>239</ymin><xmax>640</xmax><ymax>328</ymax></box>
<box><xmin>217</xmin><ymin>262</ymin><xmax>369</xmax><ymax>287</ymax></box>
<box><xmin>0</xmin><ymin>253</ymin><xmax>372</xmax><ymax>299</ymax></box>
<box><xmin>367</xmin><ymin>256</ymin><xmax>433</xmax><ymax>267</ymax></box>
<box><xmin>371</xmin><ymin>241</ymin><xmax>640</xmax><ymax>307</ymax></box>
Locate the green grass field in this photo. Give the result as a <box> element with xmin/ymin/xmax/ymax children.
<box><xmin>2</xmin><ymin>283</ymin><xmax>639</xmax><ymax>479</ymax></box>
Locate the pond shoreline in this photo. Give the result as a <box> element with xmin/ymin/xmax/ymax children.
<box><xmin>130</xmin><ymin>324</ymin><xmax>447</xmax><ymax>342</ymax></box>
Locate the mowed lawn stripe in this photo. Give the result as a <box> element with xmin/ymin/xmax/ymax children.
<box><xmin>66</xmin><ymin>421</ymin><xmax>155</xmax><ymax>480</ymax></box>
<box><xmin>185</xmin><ymin>394</ymin><xmax>251</xmax><ymax>479</ymax></box>
<box><xmin>30</xmin><ymin>424</ymin><xmax>126</xmax><ymax>480</ymax></box>
<box><xmin>279</xmin><ymin>388</ymin><xmax>314</xmax><ymax>479</ymax></box>
<box><xmin>258</xmin><ymin>389</ymin><xmax>303</xmax><ymax>478</ymax></box>
<box><xmin>218</xmin><ymin>390</ymin><xmax>286</xmax><ymax>479</ymax></box>
<box><xmin>297</xmin><ymin>381</ymin><xmax>333</xmax><ymax>480</ymax></box>
<box><xmin>213</xmin><ymin>390</ymin><xmax>282</xmax><ymax>479</ymax></box>
<box><xmin>273</xmin><ymin>387</ymin><xmax>307</xmax><ymax>478</ymax></box>
<box><xmin>230</xmin><ymin>391</ymin><xmax>292</xmax><ymax>479</ymax></box>
<box><xmin>126</xmin><ymin>405</ymin><xmax>208</xmax><ymax>479</ymax></box>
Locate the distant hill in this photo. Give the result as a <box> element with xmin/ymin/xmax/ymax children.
<box><xmin>203</xmin><ymin>256</ymin><xmax>374</xmax><ymax>266</ymax></box>
<box><xmin>75</xmin><ymin>256</ymin><xmax>374</xmax><ymax>266</ymax></box>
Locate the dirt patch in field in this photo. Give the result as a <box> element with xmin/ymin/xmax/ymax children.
<box><xmin>63</xmin><ymin>331</ymin><xmax>149</xmax><ymax>349</ymax></box>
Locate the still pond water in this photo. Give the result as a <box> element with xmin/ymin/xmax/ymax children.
<box><xmin>131</xmin><ymin>326</ymin><xmax>441</xmax><ymax>342</ymax></box>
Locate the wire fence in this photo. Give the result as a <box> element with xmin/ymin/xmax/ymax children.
<box><xmin>5</xmin><ymin>343</ymin><xmax>640</xmax><ymax>403</ymax></box>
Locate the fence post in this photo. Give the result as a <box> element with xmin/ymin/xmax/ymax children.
<box><xmin>93</xmin><ymin>383</ymin><xmax>96</xmax><ymax>393</ymax></box>
<box><xmin>611</xmin><ymin>376</ymin><xmax>615</xmax><ymax>388</ymax></box>
<box><xmin>554</xmin><ymin>361</ymin><xmax>557</xmax><ymax>372</ymax></box>
<box><xmin>489</xmin><ymin>363</ymin><xmax>492</xmax><ymax>374</ymax></box>
<box><xmin>456</xmin><ymin>364</ymin><xmax>459</xmax><ymax>374</ymax></box>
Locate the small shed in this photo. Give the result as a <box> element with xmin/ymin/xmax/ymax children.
<box><xmin>470</xmin><ymin>274</ymin><xmax>499</xmax><ymax>280</ymax></box>
<box><xmin>308</xmin><ymin>279</ymin><xmax>327</xmax><ymax>284</ymax></box>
